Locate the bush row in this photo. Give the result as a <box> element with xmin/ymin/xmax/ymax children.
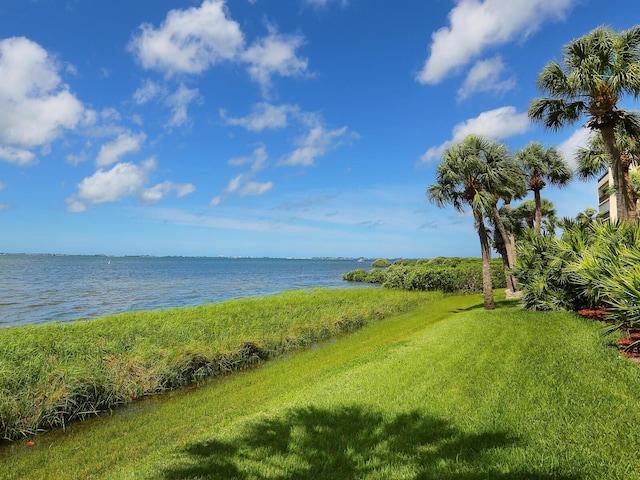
<box><xmin>512</xmin><ymin>220</ymin><xmax>640</xmax><ymax>328</ymax></box>
<box><xmin>343</xmin><ymin>258</ymin><xmax>506</xmax><ymax>293</ymax></box>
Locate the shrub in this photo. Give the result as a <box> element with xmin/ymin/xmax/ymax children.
<box><xmin>371</xmin><ymin>258</ymin><xmax>391</xmax><ymax>268</ymax></box>
<box><xmin>365</xmin><ymin>269</ymin><xmax>386</xmax><ymax>284</ymax></box>
<box><xmin>342</xmin><ymin>269</ymin><xmax>368</xmax><ymax>282</ymax></box>
<box><xmin>513</xmin><ymin>220</ymin><xmax>640</xmax><ymax>328</ymax></box>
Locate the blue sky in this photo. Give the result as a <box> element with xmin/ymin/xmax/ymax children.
<box><xmin>0</xmin><ymin>0</ymin><xmax>637</xmax><ymax>258</ymax></box>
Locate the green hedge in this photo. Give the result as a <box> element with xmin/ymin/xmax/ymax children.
<box><xmin>343</xmin><ymin>258</ymin><xmax>506</xmax><ymax>293</ymax></box>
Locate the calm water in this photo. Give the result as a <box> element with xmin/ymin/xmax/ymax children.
<box><xmin>0</xmin><ymin>255</ymin><xmax>370</xmax><ymax>327</ymax></box>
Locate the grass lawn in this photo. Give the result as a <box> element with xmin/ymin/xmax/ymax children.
<box><xmin>1</xmin><ymin>292</ymin><xmax>640</xmax><ymax>479</ymax></box>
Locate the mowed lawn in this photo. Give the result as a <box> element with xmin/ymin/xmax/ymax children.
<box><xmin>1</xmin><ymin>293</ymin><xmax>640</xmax><ymax>479</ymax></box>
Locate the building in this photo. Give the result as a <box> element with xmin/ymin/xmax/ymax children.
<box><xmin>597</xmin><ymin>170</ymin><xmax>614</xmax><ymax>221</ymax></box>
<box><xmin>597</xmin><ymin>166</ymin><xmax>639</xmax><ymax>222</ymax></box>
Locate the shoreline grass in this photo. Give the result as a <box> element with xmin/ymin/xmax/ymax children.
<box><xmin>2</xmin><ymin>292</ymin><xmax>640</xmax><ymax>478</ymax></box>
<box><xmin>0</xmin><ymin>288</ymin><xmax>437</xmax><ymax>441</ymax></box>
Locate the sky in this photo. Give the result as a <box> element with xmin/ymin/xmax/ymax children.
<box><xmin>0</xmin><ymin>0</ymin><xmax>637</xmax><ymax>258</ymax></box>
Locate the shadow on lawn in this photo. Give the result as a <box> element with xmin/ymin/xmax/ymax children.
<box><xmin>162</xmin><ymin>405</ymin><xmax>578</xmax><ymax>480</ymax></box>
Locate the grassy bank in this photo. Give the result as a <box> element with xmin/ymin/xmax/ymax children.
<box><xmin>2</xmin><ymin>292</ymin><xmax>640</xmax><ymax>479</ymax></box>
<box><xmin>0</xmin><ymin>288</ymin><xmax>433</xmax><ymax>441</ymax></box>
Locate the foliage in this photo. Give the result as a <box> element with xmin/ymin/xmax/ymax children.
<box><xmin>4</xmin><ymin>296</ymin><xmax>640</xmax><ymax>480</ymax></box>
<box><xmin>344</xmin><ymin>257</ymin><xmax>506</xmax><ymax>293</ymax></box>
<box><xmin>0</xmin><ymin>288</ymin><xmax>430</xmax><ymax>441</ymax></box>
<box><xmin>371</xmin><ymin>258</ymin><xmax>392</xmax><ymax>268</ymax></box>
<box><xmin>427</xmin><ymin>134</ymin><xmax>525</xmax><ymax>309</ymax></box>
<box><xmin>529</xmin><ymin>25</ymin><xmax>640</xmax><ymax>220</ymax></box>
<box><xmin>513</xmin><ymin>219</ymin><xmax>640</xmax><ymax>328</ymax></box>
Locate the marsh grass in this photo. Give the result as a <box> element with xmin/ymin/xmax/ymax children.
<box><xmin>2</xmin><ymin>293</ymin><xmax>639</xmax><ymax>479</ymax></box>
<box><xmin>0</xmin><ymin>288</ymin><xmax>434</xmax><ymax>441</ymax></box>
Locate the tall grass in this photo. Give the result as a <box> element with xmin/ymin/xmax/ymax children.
<box><xmin>0</xmin><ymin>288</ymin><xmax>434</xmax><ymax>441</ymax></box>
<box><xmin>2</xmin><ymin>294</ymin><xmax>639</xmax><ymax>479</ymax></box>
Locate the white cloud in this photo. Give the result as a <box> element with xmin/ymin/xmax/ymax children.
<box><xmin>239</xmin><ymin>180</ymin><xmax>274</xmax><ymax>197</ymax></box>
<box><xmin>457</xmin><ymin>56</ymin><xmax>516</xmax><ymax>101</ymax></box>
<box><xmin>210</xmin><ymin>144</ymin><xmax>272</xmax><ymax>205</ymax></box>
<box><xmin>242</xmin><ymin>26</ymin><xmax>308</xmax><ymax>94</ymax></box>
<box><xmin>133</xmin><ymin>79</ymin><xmax>167</xmax><ymax>105</ymax></box>
<box><xmin>0</xmin><ymin>37</ymin><xmax>84</xmax><ymax>150</ymax></box>
<box><xmin>71</xmin><ymin>158</ymin><xmax>157</xmax><ymax>209</ymax></box>
<box><xmin>128</xmin><ymin>0</ymin><xmax>244</xmax><ymax>76</ymax></box>
<box><xmin>279</xmin><ymin>125</ymin><xmax>352</xmax><ymax>167</ymax></box>
<box><xmin>417</xmin><ymin>0</ymin><xmax>575</xmax><ymax>84</ymax></box>
<box><xmin>128</xmin><ymin>2</ymin><xmax>309</xmax><ymax>96</ymax></box>
<box><xmin>141</xmin><ymin>180</ymin><xmax>196</xmax><ymax>204</ymax></box>
<box><xmin>304</xmin><ymin>0</ymin><xmax>348</xmax><ymax>7</ymax></box>
<box><xmin>165</xmin><ymin>84</ymin><xmax>202</xmax><ymax>127</ymax></box>
<box><xmin>556</xmin><ymin>128</ymin><xmax>592</xmax><ymax>170</ymax></box>
<box><xmin>419</xmin><ymin>106</ymin><xmax>531</xmax><ymax>164</ymax></box>
<box><xmin>0</xmin><ymin>146</ymin><xmax>37</xmax><ymax>165</ymax></box>
<box><xmin>221</xmin><ymin>102</ymin><xmax>298</xmax><ymax>132</ymax></box>
<box><xmin>95</xmin><ymin>132</ymin><xmax>146</xmax><ymax>167</ymax></box>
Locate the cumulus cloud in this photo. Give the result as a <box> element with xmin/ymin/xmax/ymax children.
<box><xmin>69</xmin><ymin>158</ymin><xmax>157</xmax><ymax>210</ymax></box>
<box><xmin>128</xmin><ymin>0</ymin><xmax>244</xmax><ymax>76</ymax></box>
<box><xmin>279</xmin><ymin>124</ymin><xmax>353</xmax><ymax>167</ymax></box>
<box><xmin>557</xmin><ymin>128</ymin><xmax>592</xmax><ymax>169</ymax></box>
<box><xmin>129</xmin><ymin>1</ymin><xmax>309</xmax><ymax>95</ymax></box>
<box><xmin>210</xmin><ymin>144</ymin><xmax>273</xmax><ymax>206</ymax></box>
<box><xmin>457</xmin><ymin>56</ymin><xmax>516</xmax><ymax>101</ymax></box>
<box><xmin>417</xmin><ymin>0</ymin><xmax>575</xmax><ymax>84</ymax></box>
<box><xmin>220</xmin><ymin>102</ymin><xmax>298</xmax><ymax>131</ymax></box>
<box><xmin>419</xmin><ymin>106</ymin><xmax>531</xmax><ymax>164</ymax></box>
<box><xmin>133</xmin><ymin>79</ymin><xmax>167</xmax><ymax>105</ymax></box>
<box><xmin>0</xmin><ymin>36</ymin><xmax>84</xmax><ymax>156</ymax></box>
<box><xmin>95</xmin><ymin>132</ymin><xmax>146</xmax><ymax>167</ymax></box>
<box><xmin>0</xmin><ymin>146</ymin><xmax>37</xmax><ymax>165</ymax></box>
<box><xmin>141</xmin><ymin>180</ymin><xmax>196</xmax><ymax>204</ymax></box>
<box><xmin>165</xmin><ymin>84</ymin><xmax>202</xmax><ymax>127</ymax></box>
<box><xmin>241</xmin><ymin>26</ymin><xmax>309</xmax><ymax>94</ymax></box>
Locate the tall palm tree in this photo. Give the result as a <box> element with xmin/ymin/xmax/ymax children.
<box><xmin>529</xmin><ymin>25</ymin><xmax>640</xmax><ymax>221</ymax></box>
<box><xmin>515</xmin><ymin>141</ymin><xmax>572</xmax><ymax>233</ymax></box>
<box><xmin>427</xmin><ymin>134</ymin><xmax>524</xmax><ymax>309</ymax></box>
<box><xmin>576</xmin><ymin>128</ymin><xmax>640</xmax><ymax>215</ymax></box>
<box><xmin>514</xmin><ymin>198</ymin><xmax>557</xmax><ymax>232</ymax></box>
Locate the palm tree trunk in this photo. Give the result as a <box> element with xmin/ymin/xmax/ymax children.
<box><xmin>474</xmin><ymin>207</ymin><xmax>495</xmax><ymax>310</ymax></box>
<box><xmin>491</xmin><ymin>204</ymin><xmax>518</xmax><ymax>292</ymax></box>
<box><xmin>534</xmin><ymin>189</ymin><xmax>542</xmax><ymax>233</ymax></box>
<box><xmin>601</xmin><ymin>125</ymin><xmax>637</xmax><ymax>221</ymax></box>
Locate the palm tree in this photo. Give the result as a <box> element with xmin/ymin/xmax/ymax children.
<box><xmin>427</xmin><ymin>134</ymin><xmax>524</xmax><ymax>309</ymax></box>
<box><xmin>576</xmin><ymin>128</ymin><xmax>640</xmax><ymax>214</ymax></box>
<box><xmin>514</xmin><ymin>198</ymin><xmax>557</xmax><ymax>233</ymax></box>
<box><xmin>515</xmin><ymin>141</ymin><xmax>572</xmax><ymax>233</ymax></box>
<box><xmin>529</xmin><ymin>25</ymin><xmax>640</xmax><ymax>221</ymax></box>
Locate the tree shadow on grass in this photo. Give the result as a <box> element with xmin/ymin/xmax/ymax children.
<box><xmin>453</xmin><ymin>297</ymin><xmax>521</xmax><ymax>314</ymax></box>
<box><xmin>162</xmin><ymin>405</ymin><xmax>580</xmax><ymax>480</ymax></box>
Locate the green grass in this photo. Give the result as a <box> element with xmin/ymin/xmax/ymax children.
<box><xmin>2</xmin><ymin>291</ymin><xmax>640</xmax><ymax>479</ymax></box>
<box><xmin>0</xmin><ymin>288</ymin><xmax>432</xmax><ymax>441</ymax></box>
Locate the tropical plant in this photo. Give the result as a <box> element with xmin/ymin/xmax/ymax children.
<box><xmin>529</xmin><ymin>25</ymin><xmax>640</xmax><ymax>221</ymax></box>
<box><xmin>427</xmin><ymin>135</ymin><xmax>524</xmax><ymax>309</ymax></box>
<box><xmin>514</xmin><ymin>141</ymin><xmax>572</xmax><ymax>233</ymax></box>
<box><xmin>513</xmin><ymin>198</ymin><xmax>558</xmax><ymax>234</ymax></box>
<box><xmin>576</xmin><ymin>127</ymin><xmax>640</xmax><ymax>216</ymax></box>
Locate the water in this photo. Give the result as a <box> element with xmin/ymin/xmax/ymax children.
<box><xmin>0</xmin><ymin>255</ymin><xmax>371</xmax><ymax>327</ymax></box>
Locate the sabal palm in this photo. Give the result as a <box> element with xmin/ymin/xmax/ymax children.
<box><xmin>515</xmin><ymin>141</ymin><xmax>572</xmax><ymax>233</ymax></box>
<box><xmin>427</xmin><ymin>134</ymin><xmax>524</xmax><ymax>309</ymax></box>
<box><xmin>529</xmin><ymin>25</ymin><xmax>640</xmax><ymax>221</ymax></box>
<box><xmin>576</xmin><ymin>128</ymin><xmax>640</xmax><ymax>215</ymax></box>
<box><xmin>514</xmin><ymin>198</ymin><xmax>557</xmax><ymax>233</ymax></box>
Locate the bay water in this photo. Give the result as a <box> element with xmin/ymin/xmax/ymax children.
<box><xmin>0</xmin><ymin>255</ymin><xmax>371</xmax><ymax>327</ymax></box>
